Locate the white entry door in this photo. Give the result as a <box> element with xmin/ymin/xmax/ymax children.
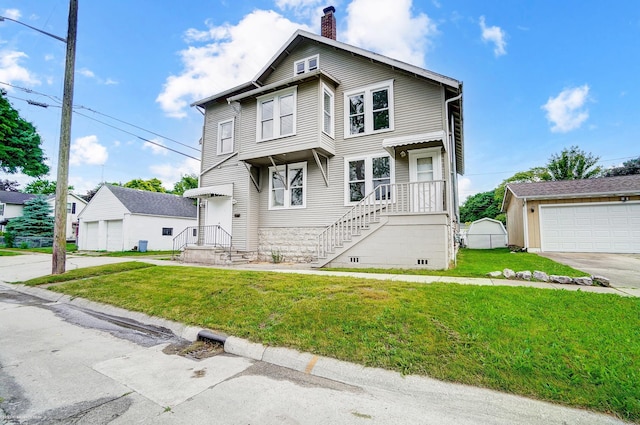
<box><xmin>206</xmin><ymin>197</ymin><xmax>233</xmax><ymax>244</ymax></box>
<box><xmin>408</xmin><ymin>148</ymin><xmax>442</xmax><ymax>212</ymax></box>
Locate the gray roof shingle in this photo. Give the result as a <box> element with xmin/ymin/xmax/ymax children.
<box><xmin>506</xmin><ymin>175</ymin><xmax>640</xmax><ymax>199</ymax></box>
<box><xmin>0</xmin><ymin>191</ymin><xmax>37</xmax><ymax>205</ymax></box>
<box><xmin>106</xmin><ymin>185</ymin><xmax>197</xmax><ymax>218</ymax></box>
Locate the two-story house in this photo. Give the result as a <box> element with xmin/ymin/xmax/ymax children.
<box><xmin>182</xmin><ymin>7</ymin><xmax>464</xmax><ymax>269</ymax></box>
<box><xmin>46</xmin><ymin>192</ymin><xmax>88</xmax><ymax>241</ymax></box>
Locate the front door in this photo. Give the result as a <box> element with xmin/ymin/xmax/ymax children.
<box><xmin>205</xmin><ymin>196</ymin><xmax>233</xmax><ymax>245</ymax></box>
<box><xmin>408</xmin><ymin>148</ymin><xmax>442</xmax><ymax>212</ymax></box>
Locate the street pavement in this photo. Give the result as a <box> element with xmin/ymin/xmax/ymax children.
<box><xmin>0</xmin><ymin>253</ymin><xmax>632</xmax><ymax>424</ymax></box>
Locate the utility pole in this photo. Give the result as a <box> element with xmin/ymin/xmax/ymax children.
<box><xmin>52</xmin><ymin>0</ymin><xmax>78</xmax><ymax>274</ymax></box>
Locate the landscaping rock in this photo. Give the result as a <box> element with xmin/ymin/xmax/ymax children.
<box><xmin>516</xmin><ymin>271</ymin><xmax>532</xmax><ymax>281</ymax></box>
<box><xmin>487</xmin><ymin>271</ymin><xmax>502</xmax><ymax>278</ymax></box>
<box><xmin>592</xmin><ymin>275</ymin><xmax>610</xmax><ymax>287</ymax></box>
<box><xmin>549</xmin><ymin>275</ymin><xmax>573</xmax><ymax>284</ymax></box>
<box><xmin>533</xmin><ymin>271</ymin><xmax>549</xmax><ymax>282</ymax></box>
<box><xmin>503</xmin><ymin>268</ymin><xmax>516</xmax><ymax>279</ymax></box>
<box><xmin>573</xmin><ymin>277</ymin><xmax>593</xmax><ymax>286</ymax></box>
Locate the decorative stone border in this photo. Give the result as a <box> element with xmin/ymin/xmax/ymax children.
<box><xmin>487</xmin><ymin>268</ymin><xmax>611</xmax><ymax>287</ymax></box>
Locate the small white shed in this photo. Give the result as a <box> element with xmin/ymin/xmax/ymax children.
<box><xmin>466</xmin><ymin>218</ymin><xmax>507</xmax><ymax>249</ymax></box>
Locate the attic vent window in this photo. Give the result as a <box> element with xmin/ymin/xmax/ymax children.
<box><xmin>294</xmin><ymin>55</ymin><xmax>319</xmax><ymax>76</ymax></box>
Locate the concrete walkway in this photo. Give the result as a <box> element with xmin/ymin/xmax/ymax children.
<box><xmin>0</xmin><ymin>252</ymin><xmax>632</xmax><ymax>424</ymax></box>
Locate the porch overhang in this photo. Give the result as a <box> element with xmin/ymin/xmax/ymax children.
<box><xmin>238</xmin><ymin>147</ymin><xmax>334</xmax><ymax>167</ymax></box>
<box><xmin>382</xmin><ymin>131</ymin><xmax>445</xmax><ymax>157</ymax></box>
<box><xmin>183</xmin><ymin>183</ymin><xmax>233</xmax><ymax>199</ymax></box>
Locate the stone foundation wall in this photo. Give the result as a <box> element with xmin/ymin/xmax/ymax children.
<box><xmin>258</xmin><ymin>227</ymin><xmax>321</xmax><ymax>263</ymax></box>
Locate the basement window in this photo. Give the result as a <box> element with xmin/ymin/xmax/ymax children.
<box><xmin>162</xmin><ymin>227</ymin><xmax>173</xmax><ymax>236</ymax></box>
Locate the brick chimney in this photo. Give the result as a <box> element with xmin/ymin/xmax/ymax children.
<box><xmin>321</xmin><ymin>6</ymin><xmax>336</xmax><ymax>40</ymax></box>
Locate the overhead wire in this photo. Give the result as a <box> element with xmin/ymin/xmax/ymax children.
<box><xmin>0</xmin><ymin>81</ymin><xmax>200</xmax><ymax>160</ymax></box>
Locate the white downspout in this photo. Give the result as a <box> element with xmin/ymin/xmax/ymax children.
<box><xmin>522</xmin><ymin>198</ymin><xmax>529</xmax><ymax>250</ymax></box>
<box><xmin>445</xmin><ymin>92</ymin><xmax>462</xmax><ymax>265</ymax></box>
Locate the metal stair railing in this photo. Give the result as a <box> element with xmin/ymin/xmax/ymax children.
<box><xmin>316</xmin><ymin>180</ymin><xmax>446</xmax><ymax>260</ymax></box>
<box><xmin>172</xmin><ymin>225</ymin><xmax>232</xmax><ymax>259</ymax></box>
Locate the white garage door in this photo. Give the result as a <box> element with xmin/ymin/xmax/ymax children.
<box><xmin>84</xmin><ymin>221</ymin><xmax>99</xmax><ymax>251</ymax></box>
<box><xmin>540</xmin><ymin>203</ymin><xmax>640</xmax><ymax>253</ymax></box>
<box><xmin>106</xmin><ymin>220</ymin><xmax>123</xmax><ymax>251</ymax></box>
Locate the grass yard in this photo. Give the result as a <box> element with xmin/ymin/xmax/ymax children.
<box><xmin>2</xmin><ymin>243</ymin><xmax>78</xmax><ymax>254</ymax></box>
<box><xmin>326</xmin><ymin>248</ymin><xmax>590</xmax><ymax>278</ymax></box>
<box><xmin>27</xmin><ymin>262</ymin><xmax>640</xmax><ymax>422</ymax></box>
<box><xmin>0</xmin><ymin>250</ymin><xmax>22</xmax><ymax>256</ymax></box>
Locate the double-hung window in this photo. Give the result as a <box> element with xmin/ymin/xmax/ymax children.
<box><xmin>294</xmin><ymin>55</ymin><xmax>319</xmax><ymax>75</ymax></box>
<box><xmin>257</xmin><ymin>87</ymin><xmax>297</xmax><ymax>141</ymax></box>
<box><xmin>269</xmin><ymin>162</ymin><xmax>307</xmax><ymax>209</ymax></box>
<box><xmin>322</xmin><ymin>83</ymin><xmax>334</xmax><ymax>137</ymax></box>
<box><xmin>217</xmin><ymin>119</ymin><xmax>234</xmax><ymax>155</ymax></box>
<box><xmin>345</xmin><ymin>154</ymin><xmax>393</xmax><ymax>204</ymax></box>
<box><xmin>344</xmin><ymin>79</ymin><xmax>394</xmax><ymax>137</ymax></box>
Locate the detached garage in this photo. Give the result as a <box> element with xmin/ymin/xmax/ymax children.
<box><xmin>502</xmin><ymin>175</ymin><xmax>640</xmax><ymax>253</ymax></box>
<box><xmin>78</xmin><ymin>185</ymin><xmax>197</xmax><ymax>252</ymax></box>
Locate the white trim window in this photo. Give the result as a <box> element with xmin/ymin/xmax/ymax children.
<box><xmin>294</xmin><ymin>55</ymin><xmax>319</xmax><ymax>75</ymax></box>
<box><xmin>344</xmin><ymin>154</ymin><xmax>394</xmax><ymax>204</ymax></box>
<box><xmin>322</xmin><ymin>83</ymin><xmax>334</xmax><ymax>138</ymax></box>
<box><xmin>257</xmin><ymin>87</ymin><xmax>297</xmax><ymax>141</ymax></box>
<box><xmin>269</xmin><ymin>162</ymin><xmax>307</xmax><ymax>209</ymax></box>
<box><xmin>217</xmin><ymin>119</ymin><xmax>234</xmax><ymax>155</ymax></box>
<box><xmin>344</xmin><ymin>79</ymin><xmax>394</xmax><ymax>137</ymax></box>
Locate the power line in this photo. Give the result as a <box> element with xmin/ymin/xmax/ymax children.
<box><xmin>0</xmin><ymin>80</ymin><xmax>200</xmax><ymax>153</ymax></box>
<box><xmin>1</xmin><ymin>83</ymin><xmax>200</xmax><ymax>161</ymax></box>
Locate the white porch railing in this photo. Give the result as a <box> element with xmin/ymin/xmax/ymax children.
<box><xmin>317</xmin><ymin>180</ymin><xmax>446</xmax><ymax>260</ymax></box>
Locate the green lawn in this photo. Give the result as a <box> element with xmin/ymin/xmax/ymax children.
<box><xmin>326</xmin><ymin>248</ymin><xmax>590</xmax><ymax>278</ymax></box>
<box><xmin>2</xmin><ymin>243</ymin><xmax>78</xmax><ymax>254</ymax></box>
<box><xmin>26</xmin><ymin>262</ymin><xmax>640</xmax><ymax>422</ymax></box>
<box><xmin>0</xmin><ymin>250</ymin><xmax>21</xmax><ymax>256</ymax></box>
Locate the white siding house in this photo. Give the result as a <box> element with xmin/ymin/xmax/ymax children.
<box><xmin>78</xmin><ymin>185</ymin><xmax>197</xmax><ymax>251</ymax></box>
<box><xmin>0</xmin><ymin>191</ymin><xmax>36</xmax><ymax>231</ymax></box>
<box><xmin>46</xmin><ymin>193</ymin><xmax>87</xmax><ymax>240</ymax></box>
<box><xmin>184</xmin><ymin>8</ymin><xmax>464</xmax><ymax>269</ymax></box>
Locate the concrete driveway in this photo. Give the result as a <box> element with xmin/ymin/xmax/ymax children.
<box><xmin>538</xmin><ymin>252</ymin><xmax>640</xmax><ymax>289</ymax></box>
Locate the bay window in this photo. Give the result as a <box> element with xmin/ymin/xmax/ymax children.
<box><xmin>257</xmin><ymin>87</ymin><xmax>297</xmax><ymax>141</ymax></box>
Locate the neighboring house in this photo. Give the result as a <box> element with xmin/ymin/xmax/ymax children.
<box><xmin>184</xmin><ymin>7</ymin><xmax>464</xmax><ymax>269</ymax></box>
<box><xmin>502</xmin><ymin>175</ymin><xmax>640</xmax><ymax>253</ymax></box>
<box><xmin>77</xmin><ymin>185</ymin><xmax>197</xmax><ymax>251</ymax></box>
<box><xmin>466</xmin><ymin>218</ymin><xmax>507</xmax><ymax>249</ymax></box>
<box><xmin>0</xmin><ymin>191</ymin><xmax>36</xmax><ymax>231</ymax></box>
<box><xmin>46</xmin><ymin>193</ymin><xmax>88</xmax><ymax>241</ymax></box>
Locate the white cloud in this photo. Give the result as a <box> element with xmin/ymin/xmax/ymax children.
<box><xmin>2</xmin><ymin>9</ymin><xmax>21</xmax><ymax>20</ymax></box>
<box><xmin>542</xmin><ymin>85</ymin><xmax>590</xmax><ymax>133</ymax></box>
<box><xmin>479</xmin><ymin>16</ymin><xmax>507</xmax><ymax>57</ymax></box>
<box><xmin>149</xmin><ymin>158</ymin><xmax>200</xmax><ymax>190</ymax></box>
<box><xmin>457</xmin><ymin>176</ymin><xmax>478</xmax><ymax>202</ymax></box>
<box><xmin>143</xmin><ymin>139</ymin><xmax>168</xmax><ymax>156</ymax></box>
<box><xmin>77</xmin><ymin>67</ymin><xmax>118</xmax><ymax>85</ymax></box>
<box><xmin>343</xmin><ymin>0</ymin><xmax>437</xmax><ymax>68</ymax></box>
<box><xmin>275</xmin><ymin>0</ymin><xmax>325</xmax><ymax>20</ymax></box>
<box><xmin>78</xmin><ymin>68</ymin><xmax>95</xmax><ymax>78</ymax></box>
<box><xmin>156</xmin><ymin>10</ymin><xmax>309</xmax><ymax>118</ymax></box>
<box><xmin>70</xmin><ymin>135</ymin><xmax>108</xmax><ymax>166</ymax></box>
<box><xmin>0</xmin><ymin>50</ymin><xmax>40</xmax><ymax>86</ymax></box>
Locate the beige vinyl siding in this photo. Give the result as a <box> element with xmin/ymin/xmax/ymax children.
<box><xmin>201</xmin><ymin>103</ymin><xmax>237</xmax><ymax>170</ymax></box>
<box><xmin>525</xmin><ymin>196</ymin><xmax>640</xmax><ymax>249</ymax></box>
<box><xmin>505</xmin><ymin>197</ymin><xmax>525</xmax><ymax>247</ymax></box>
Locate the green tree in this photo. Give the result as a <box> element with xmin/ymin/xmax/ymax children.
<box><xmin>0</xmin><ymin>179</ymin><xmax>20</xmax><ymax>191</ymax></box>
<box><xmin>546</xmin><ymin>146</ymin><xmax>602</xmax><ymax>181</ymax></box>
<box><xmin>494</xmin><ymin>167</ymin><xmax>551</xmax><ymax>206</ymax></box>
<box><xmin>604</xmin><ymin>157</ymin><xmax>640</xmax><ymax>177</ymax></box>
<box><xmin>460</xmin><ymin>190</ymin><xmax>503</xmax><ymax>223</ymax></box>
<box><xmin>4</xmin><ymin>196</ymin><xmax>54</xmax><ymax>247</ymax></box>
<box><xmin>124</xmin><ymin>178</ymin><xmax>166</xmax><ymax>192</ymax></box>
<box><xmin>172</xmin><ymin>174</ymin><xmax>198</xmax><ymax>195</ymax></box>
<box><xmin>24</xmin><ymin>179</ymin><xmax>74</xmax><ymax>195</ymax></box>
<box><xmin>0</xmin><ymin>92</ymin><xmax>49</xmax><ymax>177</ymax></box>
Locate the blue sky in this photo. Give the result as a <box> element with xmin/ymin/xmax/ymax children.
<box><xmin>1</xmin><ymin>0</ymin><xmax>638</xmax><ymax>201</ymax></box>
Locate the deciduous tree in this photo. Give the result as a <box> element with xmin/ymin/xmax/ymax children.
<box><xmin>0</xmin><ymin>92</ymin><xmax>49</xmax><ymax>177</ymax></box>
<box><xmin>546</xmin><ymin>146</ymin><xmax>602</xmax><ymax>180</ymax></box>
<box><xmin>172</xmin><ymin>174</ymin><xmax>198</xmax><ymax>195</ymax></box>
<box><xmin>604</xmin><ymin>157</ymin><xmax>640</xmax><ymax>177</ymax></box>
